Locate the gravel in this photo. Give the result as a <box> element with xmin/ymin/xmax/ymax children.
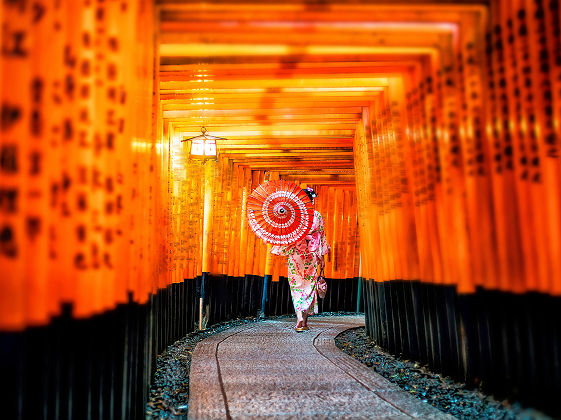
<box><xmin>335</xmin><ymin>327</ymin><xmax>554</xmax><ymax>420</ymax></box>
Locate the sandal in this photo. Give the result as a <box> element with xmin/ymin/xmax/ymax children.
<box><xmin>295</xmin><ymin>320</ymin><xmax>308</xmax><ymax>332</ymax></box>
<box><xmin>294</xmin><ymin>323</ymin><xmax>309</xmax><ymax>332</ymax></box>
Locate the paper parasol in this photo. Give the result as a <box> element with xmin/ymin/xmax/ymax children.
<box><xmin>247</xmin><ymin>180</ymin><xmax>314</xmax><ymax>245</ymax></box>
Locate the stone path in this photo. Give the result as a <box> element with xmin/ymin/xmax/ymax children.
<box><xmin>188</xmin><ymin>315</ymin><xmax>455</xmax><ymax>419</ymax></box>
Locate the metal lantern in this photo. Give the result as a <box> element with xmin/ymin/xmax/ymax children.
<box><xmin>181</xmin><ymin>127</ymin><xmax>225</xmax><ymax>160</ymax></box>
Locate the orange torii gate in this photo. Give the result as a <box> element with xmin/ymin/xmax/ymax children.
<box><xmin>1</xmin><ymin>0</ymin><xmax>561</xmax><ymax>418</ymax></box>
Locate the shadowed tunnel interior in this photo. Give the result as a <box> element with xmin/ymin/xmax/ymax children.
<box><xmin>1</xmin><ymin>0</ymin><xmax>561</xmax><ymax>418</ymax></box>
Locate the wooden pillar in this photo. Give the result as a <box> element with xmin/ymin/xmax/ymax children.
<box><xmin>202</xmin><ymin>161</ymin><xmax>215</xmax><ymax>274</ymax></box>
<box><xmin>200</xmin><ymin>159</ymin><xmax>216</xmax><ymax>329</ymax></box>
<box><xmin>238</xmin><ymin>167</ymin><xmax>250</xmax><ymax>277</ymax></box>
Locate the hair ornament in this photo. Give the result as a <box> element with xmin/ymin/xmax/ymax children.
<box><xmin>305</xmin><ymin>186</ymin><xmax>318</xmax><ymax>198</ymax></box>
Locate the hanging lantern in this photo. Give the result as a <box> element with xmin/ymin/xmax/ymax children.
<box><xmin>182</xmin><ymin>127</ymin><xmax>225</xmax><ymax>160</ymax></box>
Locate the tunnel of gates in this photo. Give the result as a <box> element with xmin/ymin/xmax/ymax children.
<box><xmin>1</xmin><ymin>0</ymin><xmax>561</xmax><ymax>419</ymax></box>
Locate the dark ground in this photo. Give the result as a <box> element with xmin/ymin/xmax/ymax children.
<box><xmin>146</xmin><ymin>314</ymin><xmax>554</xmax><ymax>419</ymax></box>
<box><xmin>335</xmin><ymin>327</ymin><xmax>554</xmax><ymax>420</ymax></box>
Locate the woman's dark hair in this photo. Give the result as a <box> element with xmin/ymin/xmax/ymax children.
<box><xmin>303</xmin><ymin>187</ymin><xmax>317</xmax><ymax>201</ymax></box>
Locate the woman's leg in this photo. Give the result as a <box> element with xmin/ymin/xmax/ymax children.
<box><xmin>302</xmin><ymin>311</ymin><xmax>308</xmax><ymax>327</ymax></box>
<box><xmin>296</xmin><ymin>310</ymin><xmax>304</xmax><ymax>328</ymax></box>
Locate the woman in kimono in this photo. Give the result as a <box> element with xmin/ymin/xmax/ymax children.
<box><xmin>271</xmin><ymin>187</ymin><xmax>329</xmax><ymax>332</ymax></box>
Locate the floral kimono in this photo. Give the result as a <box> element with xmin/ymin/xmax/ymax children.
<box><xmin>271</xmin><ymin>210</ymin><xmax>329</xmax><ymax>314</ymax></box>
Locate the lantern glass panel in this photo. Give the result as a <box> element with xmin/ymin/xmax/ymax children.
<box><xmin>205</xmin><ymin>141</ymin><xmax>217</xmax><ymax>156</ymax></box>
<box><xmin>191</xmin><ymin>139</ymin><xmax>205</xmax><ymax>156</ymax></box>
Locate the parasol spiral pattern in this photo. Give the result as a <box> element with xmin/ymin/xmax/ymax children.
<box><xmin>247</xmin><ymin>180</ymin><xmax>314</xmax><ymax>245</ymax></box>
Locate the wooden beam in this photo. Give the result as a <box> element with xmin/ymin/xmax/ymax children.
<box><xmin>160</xmin><ymin>92</ymin><xmax>384</xmax><ymax>101</ymax></box>
<box><xmin>158</xmin><ymin>27</ymin><xmax>446</xmax><ymax>52</ymax></box>
<box><xmin>207</xmin><ymin>145</ymin><xmax>353</xmax><ymax>150</ymax></box>
<box><xmin>218</xmin><ymin>148</ymin><xmax>354</xmax><ymax>156</ymax></box>
<box><xmin>162</xmin><ymin>101</ymin><xmax>370</xmax><ymax>110</ymax></box>
<box><xmin>161</xmin><ymin>106</ymin><xmax>363</xmax><ymax>116</ymax></box>
<box><xmin>159</xmin><ymin>60</ymin><xmax>420</xmax><ymax>72</ymax></box>
<box><xmin>157</xmin><ymin>4</ymin><xmax>487</xmax><ymax>22</ymax></box>
<box><xmin>161</xmin><ymin>99</ymin><xmax>375</xmax><ymax>110</ymax></box>
<box><xmin>164</xmin><ymin>114</ymin><xmax>360</xmax><ymax>124</ymax></box>
<box><xmin>160</xmin><ymin>77</ymin><xmax>389</xmax><ymax>90</ymax></box>
<box><xmin>160</xmin><ymin>53</ymin><xmax>428</xmax><ymax>65</ymax></box>
<box><xmin>159</xmin><ymin>43</ymin><xmax>435</xmax><ymax>58</ymax></box>
<box><xmin>175</xmin><ymin>122</ymin><xmax>356</xmax><ymax>132</ymax></box>
<box><xmin>173</xmin><ymin>130</ymin><xmax>355</xmax><ymax>137</ymax></box>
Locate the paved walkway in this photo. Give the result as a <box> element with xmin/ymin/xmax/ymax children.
<box><xmin>188</xmin><ymin>315</ymin><xmax>454</xmax><ymax>419</ymax></box>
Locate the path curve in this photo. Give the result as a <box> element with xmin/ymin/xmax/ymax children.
<box><xmin>188</xmin><ymin>315</ymin><xmax>455</xmax><ymax>419</ymax></box>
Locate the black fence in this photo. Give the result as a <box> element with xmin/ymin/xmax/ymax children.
<box><xmin>206</xmin><ymin>274</ymin><xmax>361</xmax><ymax>325</ymax></box>
<box><xmin>362</xmin><ymin>279</ymin><xmax>561</xmax><ymax>417</ymax></box>
<box><xmin>1</xmin><ymin>279</ymin><xmax>199</xmax><ymax>420</ymax></box>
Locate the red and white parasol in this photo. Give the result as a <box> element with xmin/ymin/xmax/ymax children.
<box><xmin>247</xmin><ymin>180</ymin><xmax>314</xmax><ymax>245</ymax></box>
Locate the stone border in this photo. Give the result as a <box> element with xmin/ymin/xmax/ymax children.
<box><xmin>312</xmin><ymin>321</ymin><xmax>456</xmax><ymax>419</ymax></box>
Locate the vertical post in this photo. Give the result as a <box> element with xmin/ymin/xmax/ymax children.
<box><xmin>357</xmin><ymin>254</ymin><xmax>362</xmax><ymax>313</ymax></box>
<box><xmin>238</xmin><ymin>168</ymin><xmax>251</xmax><ymax>314</ymax></box>
<box><xmin>200</xmin><ymin>160</ymin><xmax>216</xmax><ymax>330</ymax></box>
<box><xmin>260</xmin><ymin>244</ymin><xmax>273</xmax><ymax>318</ymax></box>
<box><xmin>239</xmin><ymin>168</ymin><xmax>249</xmax><ymax>277</ymax></box>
